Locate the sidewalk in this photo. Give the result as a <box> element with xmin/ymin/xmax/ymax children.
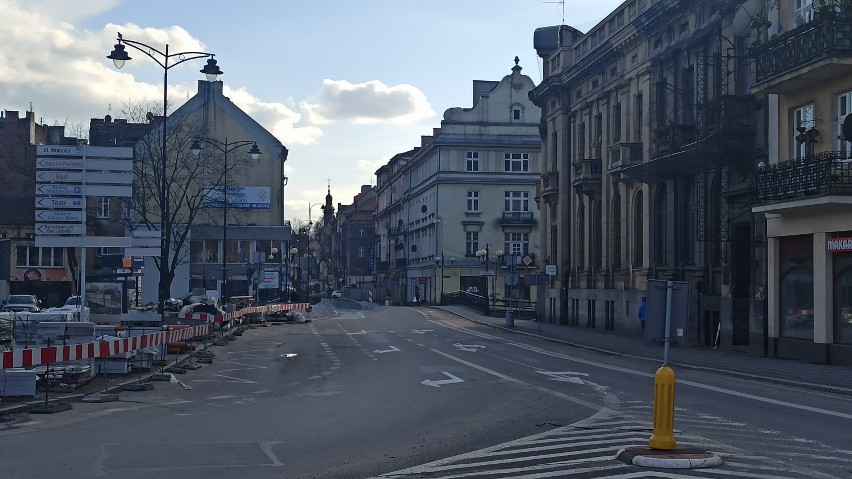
<box><xmin>435</xmin><ymin>305</ymin><xmax>852</xmax><ymax>396</ymax></box>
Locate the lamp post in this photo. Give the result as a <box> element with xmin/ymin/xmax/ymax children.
<box><xmin>289</xmin><ymin>247</ymin><xmax>299</xmax><ymax>302</ymax></box>
<box><xmin>190</xmin><ymin>138</ymin><xmax>261</xmax><ymax>303</ymax></box>
<box><xmin>108</xmin><ymin>32</ymin><xmax>223</xmax><ymax>314</ymax></box>
<box><xmin>475</xmin><ymin>244</ymin><xmax>492</xmax><ymax>314</ymax></box>
<box><xmin>435</xmin><ymin>253</ymin><xmax>455</xmax><ymax>305</ymax></box>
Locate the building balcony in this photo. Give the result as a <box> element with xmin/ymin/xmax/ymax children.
<box><xmin>752</xmin><ymin>11</ymin><xmax>852</xmax><ymax>94</ymax></box>
<box><xmin>607</xmin><ymin>142</ymin><xmax>643</xmax><ymax>170</ymax></box>
<box><xmin>540</xmin><ymin>171</ymin><xmax>559</xmax><ymax>197</ymax></box>
<box><xmin>572</xmin><ymin>158</ymin><xmax>602</xmax><ymax>196</ymax></box>
<box><xmin>654</xmin><ymin>123</ymin><xmax>696</xmax><ymax>156</ymax></box>
<box><xmin>500</xmin><ymin>211</ymin><xmax>535</xmax><ymax>225</ymax></box>
<box><xmin>754</xmin><ymin>151</ymin><xmax>852</xmax><ymax>211</ymax></box>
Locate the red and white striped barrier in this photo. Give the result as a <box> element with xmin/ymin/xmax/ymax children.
<box><xmin>1</xmin><ymin>302</ymin><xmax>311</xmax><ymax>370</ymax></box>
<box><xmin>1</xmin><ymin>325</ymin><xmax>208</xmax><ymax>369</ymax></box>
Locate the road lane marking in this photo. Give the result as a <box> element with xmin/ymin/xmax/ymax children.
<box><xmin>428</xmin><ymin>319</ymin><xmax>852</xmax><ymax>421</ymax></box>
<box><xmin>373</xmin><ymin>346</ymin><xmax>401</xmax><ymax>353</ymax></box>
<box><xmin>421</xmin><ymin>372</ymin><xmax>464</xmax><ymax>387</ymax></box>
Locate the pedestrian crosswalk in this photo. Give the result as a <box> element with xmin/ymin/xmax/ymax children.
<box><xmin>372</xmin><ymin>415</ymin><xmax>835</xmax><ymax>478</ymax></box>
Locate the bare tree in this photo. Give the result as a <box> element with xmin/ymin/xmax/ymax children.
<box><xmin>120</xmin><ymin>100</ymin><xmax>253</xmax><ymax>308</ymax></box>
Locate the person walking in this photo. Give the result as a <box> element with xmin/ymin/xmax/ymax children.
<box><xmin>637</xmin><ymin>297</ymin><xmax>647</xmax><ymax>332</ymax></box>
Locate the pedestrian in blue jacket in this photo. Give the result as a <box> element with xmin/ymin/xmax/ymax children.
<box><xmin>637</xmin><ymin>297</ymin><xmax>647</xmax><ymax>332</ymax></box>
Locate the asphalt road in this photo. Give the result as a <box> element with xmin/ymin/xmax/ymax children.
<box><xmin>0</xmin><ymin>304</ymin><xmax>850</xmax><ymax>479</ymax></box>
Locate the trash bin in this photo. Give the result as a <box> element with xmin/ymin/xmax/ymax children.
<box><xmin>505</xmin><ymin>310</ymin><xmax>514</xmax><ymax>327</ymax></box>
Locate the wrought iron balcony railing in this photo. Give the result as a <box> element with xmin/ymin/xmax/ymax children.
<box><xmin>754</xmin><ymin>10</ymin><xmax>852</xmax><ymax>87</ymax></box>
<box><xmin>755</xmin><ymin>151</ymin><xmax>852</xmax><ymax>203</ymax></box>
<box><xmin>501</xmin><ymin>211</ymin><xmax>535</xmax><ymax>225</ymax></box>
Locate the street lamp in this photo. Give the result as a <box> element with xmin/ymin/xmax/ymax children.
<box><xmin>191</xmin><ymin>138</ymin><xmax>261</xmax><ymax>303</ymax></box>
<box><xmin>435</xmin><ymin>253</ymin><xmax>455</xmax><ymax>305</ymax></box>
<box><xmin>108</xmin><ymin>32</ymin><xmax>222</xmax><ymax>314</ymax></box>
<box><xmin>289</xmin><ymin>247</ymin><xmax>299</xmax><ymax>302</ymax></box>
<box><xmin>475</xmin><ymin>244</ymin><xmax>493</xmax><ymax>314</ymax></box>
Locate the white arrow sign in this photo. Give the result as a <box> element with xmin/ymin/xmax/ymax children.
<box><xmin>453</xmin><ymin>343</ymin><xmax>486</xmax><ymax>352</ymax></box>
<box><xmin>411</xmin><ymin>330</ymin><xmax>433</xmax><ymax>334</ymax></box>
<box><xmin>36</xmin><ymin>223</ymin><xmax>84</xmax><ymax>235</ymax></box>
<box><xmin>36</xmin><ymin>210</ymin><xmax>84</xmax><ymax>222</ymax></box>
<box><xmin>421</xmin><ymin>372</ymin><xmax>464</xmax><ymax>388</ymax></box>
<box><xmin>35</xmin><ymin>197</ymin><xmax>83</xmax><ymax>209</ymax></box>
<box><xmin>36</xmin><ymin>184</ymin><xmax>83</xmax><ymax>196</ymax></box>
<box><xmin>536</xmin><ymin>371</ymin><xmax>588</xmax><ymax>384</ymax></box>
<box><xmin>373</xmin><ymin>346</ymin><xmax>401</xmax><ymax>354</ymax></box>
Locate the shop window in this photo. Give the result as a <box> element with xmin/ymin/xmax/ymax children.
<box><xmin>834</xmin><ymin>263</ymin><xmax>852</xmax><ymax>344</ymax></box>
<box><xmin>780</xmin><ymin>268</ymin><xmax>814</xmax><ymax>339</ymax></box>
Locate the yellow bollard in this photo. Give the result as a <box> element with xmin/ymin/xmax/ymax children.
<box><xmin>648</xmin><ymin>364</ymin><xmax>677</xmax><ymax>450</ymax></box>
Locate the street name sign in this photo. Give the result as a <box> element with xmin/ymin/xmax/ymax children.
<box><xmin>36</xmin><ymin>184</ymin><xmax>83</xmax><ymax>196</ymax></box>
<box><xmin>36</xmin><ymin>171</ymin><xmax>133</xmax><ymax>185</ymax></box>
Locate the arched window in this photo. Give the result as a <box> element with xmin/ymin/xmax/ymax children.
<box><xmin>632</xmin><ymin>190</ymin><xmax>643</xmax><ymax>267</ymax></box>
<box><xmin>577</xmin><ymin>203</ymin><xmax>586</xmax><ymax>269</ymax></box>
<box><xmin>592</xmin><ymin>199</ymin><xmax>603</xmax><ymax>269</ymax></box>
<box><xmin>676</xmin><ymin>180</ymin><xmax>694</xmax><ymax>265</ymax></box>
<box><xmin>653</xmin><ymin>183</ymin><xmax>669</xmax><ymax>265</ymax></box>
<box><xmin>612</xmin><ymin>193</ymin><xmax>622</xmax><ymax>269</ymax></box>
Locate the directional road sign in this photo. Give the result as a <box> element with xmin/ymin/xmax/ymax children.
<box><xmin>36</xmin><ymin>171</ymin><xmax>133</xmax><ymax>184</ymax></box>
<box><xmin>36</xmin><ymin>184</ymin><xmax>83</xmax><ymax>196</ymax></box>
<box><xmin>36</xmin><ymin>224</ymin><xmax>84</xmax><ymax>235</ymax></box>
<box><xmin>35</xmin><ymin>210</ymin><xmax>84</xmax><ymax>222</ymax></box>
<box><xmin>35</xmin><ymin>197</ymin><xmax>84</xmax><ymax>209</ymax></box>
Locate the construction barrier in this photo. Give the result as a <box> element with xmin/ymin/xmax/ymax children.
<box><xmin>1</xmin><ymin>302</ymin><xmax>310</xmax><ymax>370</ymax></box>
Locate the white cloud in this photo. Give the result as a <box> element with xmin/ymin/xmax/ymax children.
<box><xmin>225</xmin><ymin>86</ymin><xmax>322</xmax><ymax>146</ymax></box>
<box><xmin>302</xmin><ymin>79</ymin><xmax>435</xmax><ymax>125</ymax></box>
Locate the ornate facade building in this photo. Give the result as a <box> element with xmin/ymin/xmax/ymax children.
<box><xmin>531</xmin><ymin>0</ymin><xmax>763</xmax><ymax>350</ymax></box>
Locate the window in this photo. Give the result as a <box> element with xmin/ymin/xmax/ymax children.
<box><xmin>358</xmin><ymin>246</ymin><xmax>365</xmax><ymax>258</ymax></box>
<box><xmin>466</xmin><ymin>151</ymin><xmax>479</xmax><ymax>172</ymax></box>
<box><xmin>97</xmin><ymin>247</ymin><xmax>122</xmax><ymax>256</ymax></box>
<box><xmin>612</xmin><ymin>103</ymin><xmax>622</xmax><ymax>143</ymax></box>
<box><xmin>513</xmin><ymin>108</ymin><xmax>521</xmax><ymax>120</ymax></box>
<box><xmin>465</xmin><ymin>232</ymin><xmax>479</xmax><ymax>256</ymax></box>
<box><xmin>97</xmin><ymin>197</ymin><xmax>109</xmax><ymax>219</ymax></box>
<box><xmin>504</xmin><ymin>153</ymin><xmax>529</xmax><ymax>172</ymax></box>
<box><xmin>633</xmin><ymin>191</ymin><xmax>643</xmax><ymax>267</ymax></box>
<box><xmin>633</xmin><ymin>93</ymin><xmax>643</xmax><ymax>142</ymax></box>
<box><xmin>504</xmin><ymin>191</ymin><xmax>530</xmax><ymax>212</ymax></box>
<box><xmin>837</xmin><ymin>91</ymin><xmax>852</xmax><ymax>155</ymax></box>
<box><xmin>504</xmin><ymin>232</ymin><xmax>529</xmax><ymax>256</ymax></box>
<box><xmin>16</xmin><ymin>246</ymin><xmax>64</xmax><ymax>268</ymax></box>
<box><xmin>794</xmin><ymin>0</ymin><xmax>813</xmax><ymax>24</ymax></box>
<box><xmin>467</xmin><ymin>191</ymin><xmax>480</xmax><ymax>212</ymax></box>
<box><xmin>780</xmin><ymin>235</ymin><xmax>814</xmax><ymax>340</ymax></box>
<box><xmin>792</xmin><ymin>103</ymin><xmax>815</xmax><ymax>159</ymax></box>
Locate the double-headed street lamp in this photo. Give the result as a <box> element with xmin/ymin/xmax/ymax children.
<box><xmin>190</xmin><ymin>138</ymin><xmax>261</xmax><ymax>303</ymax></box>
<box><xmin>107</xmin><ymin>32</ymin><xmax>223</xmax><ymax>313</ymax></box>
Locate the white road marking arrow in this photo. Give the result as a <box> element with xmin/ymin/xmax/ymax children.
<box><xmin>373</xmin><ymin>346</ymin><xmax>401</xmax><ymax>353</ymax></box>
<box><xmin>454</xmin><ymin>343</ymin><xmax>486</xmax><ymax>352</ymax></box>
<box><xmin>537</xmin><ymin>371</ymin><xmax>588</xmax><ymax>384</ymax></box>
<box><xmin>421</xmin><ymin>372</ymin><xmax>464</xmax><ymax>388</ymax></box>
<box><xmin>347</xmin><ymin>330</ymin><xmax>368</xmax><ymax>335</ymax></box>
<box><xmin>411</xmin><ymin>329</ymin><xmax>433</xmax><ymax>334</ymax></box>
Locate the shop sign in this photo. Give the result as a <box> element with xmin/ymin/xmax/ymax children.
<box><xmin>827</xmin><ymin>237</ymin><xmax>852</xmax><ymax>252</ymax></box>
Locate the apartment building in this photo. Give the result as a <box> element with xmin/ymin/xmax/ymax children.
<box><xmin>752</xmin><ymin>0</ymin><xmax>852</xmax><ymax>364</ymax></box>
<box><xmin>375</xmin><ymin>59</ymin><xmax>542</xmax><ymax>306</ymax></box>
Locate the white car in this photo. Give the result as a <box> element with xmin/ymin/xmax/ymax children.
<box><xmin>331</xmin><ymin>290</ymin><xmax>342</xmax><ymax>298</ymax></box>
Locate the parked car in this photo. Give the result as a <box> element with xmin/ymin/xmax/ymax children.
<box><xmin>1</xmin><ymin>295</ymin><xmax>42</xmax><ymax>313</ymax></box>
<box><xmin>331</xmin><ymin>290</ymin><xmax>342</xmax><ymax>298</ymax></box>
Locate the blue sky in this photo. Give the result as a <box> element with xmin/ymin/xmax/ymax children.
<box><xmin>0</xmin><ymin>0</ymin><xmax>622</xmax><ymax>221</ymax></box>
